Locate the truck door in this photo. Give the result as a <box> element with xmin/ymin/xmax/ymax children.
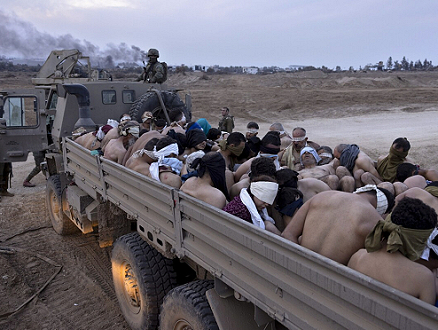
<box><xmin>0</xmin><ymin>89</ymin><xmax>48</xmax><ymax>163</ymax></box>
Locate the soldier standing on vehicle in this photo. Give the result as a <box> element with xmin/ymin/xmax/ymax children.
<box><xmin>141</xmin><ymin>49</ymin><xmax>167</xmax><ymax>84</ymax></box>
<box><xmin>218</xmin><ymin>107</ymin><xmax>234</xmax><ymax>133</ymax></box>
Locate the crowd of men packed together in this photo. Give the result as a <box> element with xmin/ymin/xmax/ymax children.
<box><xmin>73</xmin><ymin>106</ymin><xmax>438</xmax><ymax>306</ymax></box>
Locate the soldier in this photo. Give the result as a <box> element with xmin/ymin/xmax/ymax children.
<box><xmin>218</xmin><ymin>107</ymin><xmax>234</xmax><ymax>133</ymax></box>
<box><xmin>0</xmin><ymin>162</ymin><xmax>14</xmax><ymax>200</ymax></box>
<box><xmin>23</xmin><ymin>150</ymin><xmax>46</xmax><ymax>187</ymax></box>
<box><xmin>141</xmin><ymin>48</ymin><xmax>167</xmax><ymax>84</ymax></box>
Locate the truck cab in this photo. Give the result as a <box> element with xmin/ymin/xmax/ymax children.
<box><xmin>0</xmin><ymin>88</ymin><xmax>49</xmax><ymax>162</ymax></box>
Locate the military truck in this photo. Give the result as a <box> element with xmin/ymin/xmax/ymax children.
<box><xmin>1</xmin><ymin>52</ymin><xmax>438</xmax><ymax>330</ymax></box>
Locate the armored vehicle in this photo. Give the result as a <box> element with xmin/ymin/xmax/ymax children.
<box><xmin>0</xmin><ymin>49</ymin><xmax>191</xmax><ymax>164</ymax></box>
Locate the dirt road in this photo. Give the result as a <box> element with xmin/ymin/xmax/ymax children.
<box><xmin>1</xmin><ymin>70</ymin><xmax>437</xmax><ymax>329</ymax></box>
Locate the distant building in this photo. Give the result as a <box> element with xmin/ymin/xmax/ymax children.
<box><xmin>192</xmin><ymin>65</ymin><xmax>209</xmax><ymax>72</ymax></box>
<box><xmin>286</xmin><ymin>65</ymin><xmax>305</xmax><ymax>72</ymax></box>
<box><xmin>243</xmin><ymin>66</ymin><xmax>258</xmax><ymax>74</ymax></box>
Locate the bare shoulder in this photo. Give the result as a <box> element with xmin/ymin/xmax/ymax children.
<box><xmin>347</xmin><ymin>248</ymin><xmax>367</xmax><ymax>269</ymax></box>
<box><xmin>180</xmin><ymin>177</ymin><xmax>196</xmax><ymax>193</ymax></box>
<box><xmin>234</xmin><ymin>157</ymin><xmax>253</xmax><ymax>181</ymax></box>
<box><xmin>207</xmin><ymin>188</ymin><xmax>227</xmax><ymax>209</ymax></box>
<box><xmin>357</xmin><ymin>150</ymin><xmax>374</xmax><ymax>162</ymax></box>
<box><xmin>298</xmin><ymin>178</ymin><xmax>331</xmax><ymax>191</ymax></box>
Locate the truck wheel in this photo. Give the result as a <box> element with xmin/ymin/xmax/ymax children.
<box><xmin>112</xmin><ymin>232</ymin><xmax>176</xmax><ymax>330</ymax></box>
<box><xmin>129</xmin><ymin>91</ymin><xmax>191</xmax><ymax>123</ymax></box>
<box><xmin>159</xmin><ymin>280</ymin><xmax>219</xmax><ymax>330</ymax></box>
<box><xmin>46</xmin><ymin>174</ymin><xmax>78</xmax><ymax>235</ymax></box>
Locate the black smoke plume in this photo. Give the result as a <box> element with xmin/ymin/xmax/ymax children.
<box><xmin>0</xmin><ymin>10</ymin><xmax>148</xmax><ymax>68</ymax></box>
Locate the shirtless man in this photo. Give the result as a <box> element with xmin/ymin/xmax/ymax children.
<box><xmin>139</xmin><ymin>111</ymin><xmax>154</xmax><ymax>135</ymax></box>
<box><xmin>395</xmin><ymin>162</ymin><xmax>438</xmax><ymax>191</ymax></box>
<box><xmin>348</xmin><ymin>197</ymin><xmax>437</xmax><ymax>305</ymax></box>
<box><xmin>181</xmin><ymin>152</ymin><xmax>230</xmax><ymax>209</ymax></box>
<box><xmin>122</xmin><ymin>130</ymin><xmax>163</xmax><ymax>165</ymax></box>
<box><xmin>101</xmin><ymin>114</ymin><xmax>132</xmax><ymax>150</ymax></box>
<box><xmin>125</xmin><ymin>138</ymin><xmax>159</xmax><ymax>176</ymax></box>
<box><xmin>269</xmin><ymin>122</ymin><xmax>293</xmax><ymax>151</ymax></box>
<box><xmin>316</xmin><ymin>146</ymin><xmax>334</xmax><ymax>165</ymax></box>
<box><xmin>275</xmin><ymin>168</ymin><xmax>331</xmax><ymax>203</ymax></box>
<box><xmin>245</xmin><ymin>122</ymin><xmax>259</xmax><ymax>141</ymax></box>
<box><xmin>75</xmin><ymin>129</ymin><xmax>105</xmax><ymax>151</ymax></box>
<box><xmin>298</xmin><ymin>147</ymin><xmax>355</xmax><ymax>192</ymax></box>
<box><xmin>395</xmin><ymin>183</ymin><xmax>438</xmax><ymax>273</ymax></box>
<box><xmin>217</xmin><ymin>132</ymin><xmax>246</xmax><ymax>190</ymax></box>
<box><xmin>234</xmin><ymin>131</ymin><xmax>281</xmax><ymax>183</ymax></box>
<box><xmin>162</xmin><ymin>109</ymin><xmax>186</xmax><ymax>135</ymax></box>
<box><xmin>376</xmin><ymin>137</ymin><xmax>438</xmax><ymax>189</ymax></box>
<box><xmin>281</xmin><ymin>190</ymin><xmax>384</xmax><ymax>265</ymax></box>
<box><xmin>334</xmin><ymin>143</ymin><xmax>382</xmax><ymax>188</ymax></box>
<box><xmin>148</xmin><ymin>136</ymin><xmax>183</xmax><ymax>188</ymax></box>
<box><xmin>230</xmin><ymin>157</ymin><xmax>277</xmax><ymax>199</ymax></box>
<box><xmin>395</xmin><ymin>183</ymin><xmax>438</xmax><ymax>215</ymax></box>
<box><xmin>298</xmin><ymin>147</ymin><xmax>338</xmax><ymax>189</ymax></box>
<box><xmin>75</xmin><ymin>120</ymin><xmax>118</xmax><ymax>151</ymax></box>
<box><xmin>183</xmin><ymin>128</ymin><xmax>207</xmax><ymax>157</ymax></box>
<box><xmin>377</xmin><ymin>137</ymin><xmax>412</xmax><ymax>183</ymax></box>
<box><xmin>353</xmin><ymin>184</ymin><xmax>395</xmax><ymax>217</ymax></box>
<box><xmin>395</xmin><ymin>184</ymin><xmax>438</xmax><ymax>296</ymax></box>
<box><xmin>279</xmin><ymin>127</ymin><xmax>320</xmax><ymax>171</ymax></box>
<box><xmin>103</xmin><ymin>121</ymin><xmax>139</xmax><ymax>164</ymax></box>
<box><xmin>153</xmin><ymin>119</ymin><xmax>167</xmax><ymax>133</ymax></box>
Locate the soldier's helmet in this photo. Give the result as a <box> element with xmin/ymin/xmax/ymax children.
<box><xmin>147</xmin><ymin>48</ymin><xmax>160</xmax><ymax>58</ymax></box>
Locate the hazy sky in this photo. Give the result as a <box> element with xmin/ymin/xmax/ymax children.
<box><xmin>1</xmin><ymin>1</ymin><xmax>437</xmax><ymax>69</ymax></box>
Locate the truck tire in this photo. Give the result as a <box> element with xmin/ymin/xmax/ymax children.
<box><xmin>46</xmin><ymin>174</ymin><xmax>78</xmax><ymax>235</ymax></box>
<box><xmin>159</xmin><ymin>280</ymin><xmax>219</xmax><ymax>330</ymax></box>
<box><xmin>129</xmin><ymin>91</ymin><xmax>191</xmax><ymax>123</ymax></box>
<box><xmin>112</xmin><ymin>232</ymin><xmax>176</xmax><ymax>330</ymax></box>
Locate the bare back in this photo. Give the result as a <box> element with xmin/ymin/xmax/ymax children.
<box><xmin>296</xmin><ymin>178</ymin><xmax>331</xmax><ymax>202</ymax></box>
<box><xmin>181</xmin><ymin>177</ymin><xmax>227</xmax><ymax>209</ymax></box>
<box><xmin>124</xmin><ymin>130</ymin><xmax>163</xmax><ymax>161</ymax></box>
<box><xmin>100</xmin><ymin>127</ymin><xmax>119</xmax><ymax>152</ymax></box>
<box><xmin>75</xmin><ymin>132</ymin><xmax>101</xmax><ymax>150</ymax></box>
<box><xmin>354</xmin><ymin>151</ymin><xmax>381</xmax><ymax>180</ymax></box>
<box><xmin>396</xmin><ymin>187</ymin><xmax>438</xmax><ymax>215</ymax></box>
<box><xmin>125</xmin><ymin>156</ymin><xmax>151</xmax><ymax>177</ymax></box>
<box><xmin>282</xmin><ymin>190</ymin><xmax>382</xmax><ymax>265</ymax></box>
<box><xmin>348</xmin><ymin>246</ymin><xmax>436</xmax><ymax>304</ymax></box>
<box><xmin>104</xmin><ymin>138</ymin><xmax>127</xmax><ymax>164</ymax></box>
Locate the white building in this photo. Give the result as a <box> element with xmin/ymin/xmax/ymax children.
<box><xmin>243</xmin><ymin>66</ymin><xmax>258</xmax><ymax>74</ymax></box>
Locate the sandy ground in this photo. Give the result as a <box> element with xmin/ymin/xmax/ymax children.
<box><xmin>1</xmin><ymin>69</ymin><xmax>438</xmax><ymax>329</ymax></box>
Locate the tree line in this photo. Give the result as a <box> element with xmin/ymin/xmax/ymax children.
<box><xmin>383</xmin><ymin>56</ymin><xmax>433</xmax><ymax>71</ymax></box>
<box><xmin>0</xmin><ymin>56</ymin><xmax>435</xmax><ymax>74</ymax></box>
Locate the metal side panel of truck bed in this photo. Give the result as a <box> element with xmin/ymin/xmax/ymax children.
<box><xmin>63</xmin><ymin>138</ymin><xmax>438</xmax><ymax>330</ymax></box>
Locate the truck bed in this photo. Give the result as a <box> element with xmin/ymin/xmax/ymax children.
<box><xmin>63</xmin><ymin>137</ymin><xmax>438</xmax><ymax>329</ymax></box>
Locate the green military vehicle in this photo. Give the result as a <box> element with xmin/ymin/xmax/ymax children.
<box><xmin>1</xmin><ymin>51</ymin><xmax>438</xmax><ymax>330</ymax></box>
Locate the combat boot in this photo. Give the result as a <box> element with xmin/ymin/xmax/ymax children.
<box><xmin>0</xmin><ymin>184</ymin><xmax>14</xmax><ymax>197</ymax></box>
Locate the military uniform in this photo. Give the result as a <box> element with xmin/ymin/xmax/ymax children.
<box><xmin>218</xmin><ymin>115</ymin><xmax>234</xmax><ymax>133</ymax></box>
<box><xmin>0</xmin><ymin>162</ymin><xmax>13</xmax><ymax>199</ymax></box>
<box><xmin>145</xmin><ymin>61</ymin><xmax>165</xmax><ymax>83</ymax></box>
<box><xmin>23</xmin><ymin>150</ymin><xmax>46</xmax><ymax>187</ymax></box>
<box><xmin>141</xmin><ymin>48</ymin><xmax>167</xmax><ymax>84</ymax></box>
